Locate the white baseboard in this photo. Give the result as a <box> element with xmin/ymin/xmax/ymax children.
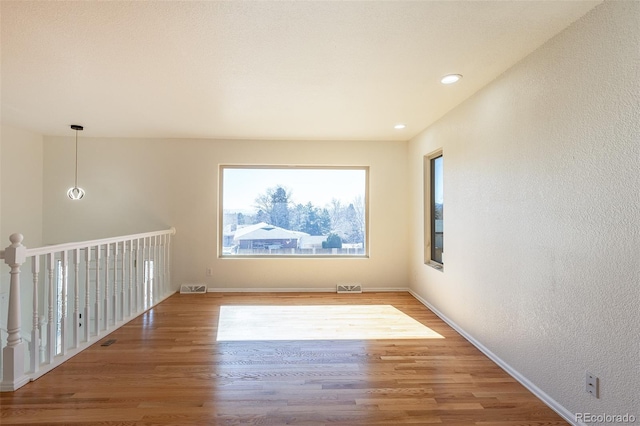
<box><xmin>408</xmin><ymin>289</ymin><xmax>580</xmax><ymax>426</ymax></box>
<box><xmin>207</xmin><ymin>287</ymin><xmax>335</xmax><ymax>293</ymax></box>
<box><xmin>368</xmin><ymin>287</ymin><xmax>411</xmax><ymax>292</ymax></box>
<box><xmin>206</xmin><ymin>287</ymin><xmax>410</xmax><ymax>293</ymax></box>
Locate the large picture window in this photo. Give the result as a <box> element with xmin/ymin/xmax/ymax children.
<box><xmin>220</xmin><ymin>166</ymin><xmax>368</xmax><ymax>257</ymax></box>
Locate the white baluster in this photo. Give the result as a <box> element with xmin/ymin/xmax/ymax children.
<box><xmin>120</xmin><ymin>241</ymin><xmax>125</xmax><ymax>321</ymax></box>
<box><xmin>113</xmin><ymin>242</ymin><xmax>119</xmax><ymax>323</ymax></box>
<box><xmin>158</xmin><ymin>235</ymin><xmax>162</xmax><ymax>297</ymax></box>
<box><xmin>46</xmin><ymin>252</ymin><xmax>55</xmax><ymax>364</ymax></box>
<box><xmin>1</xmin><ymin>234</ymin><xmax>28</xmax><ymax>391</ymax></box>
<box><xmin>148</xmin><ymin>237</ymin><xmax>153</xmax><ymax>307</ymax></box>
<box><xmin>84</xmin><ymin>247</ymin><xmax>91</xmax><ymax>342</ymax></box>
<box><xmin>104</xmin><ymin>243</ymin><xmax>110</xmax><ymax>330</ymax></box>
<box><xmin>167</xmin><ymin>234</ymin><xmax>172</xmax><ymax>293</ymax></box>
<box><xmin>38</xmin><ymin>316</ymin><xmax>46</xmax><ymax>365</ymax></box>
<box><xmin>73</xmin><ymin>248</ymin><xmax>80</xmax><ymax>348</ymax></box>
<box><xmin>142</xmin><ymin>237</ymin><xmax>147</xmax><ymax>310</ymax></box>
<box><xmin>153</xmin><ymin>235</ymin><xmax>158</xmax><ymax>303</ymax></box>
<box><xmin>157</xmin><ymin>235</ymin><xmax>162</xmax><ymax>297</ymax></box>
<box><xmin>128</xmin><ymin>240</ymin><xmax>133</xmax><ymax>317</ymax></box>
<box><xmin>139</xmin><ymin>239</ymin><xmax>143</xmax><ymax>310</ymax></box>
<box><xmin>30</xmin><ymin>255</ymin><xmax>40</xmax><ymax>373</ymax></box>
<box><xmin>149</xmin><ymin>237</ymin><xmax>154</xmax><ymax>304</ymax></box>
<box><xmin>148</xmin><ymin>237</ymin><xmax>152</xmax><ymax>307</ymax></box>
<box><xmin>131</xmin><ymin>239</ymin><xmax>140</xmax><ymax>314</ymax></box>
<box><xmin>151</xmin><ymin>236</ymin><xmax>155</xmax><ymax>305</ymax></box>
<box><xmin>60</xmin><ymin>250</ymin><xmax>68</xmax><ymax>356</ymax></box>
<box><xmin>134</xmin><ymin>239</ymin><xmax>140</xmax><ymax>313</ymax></box>
<box><xmin>134</xmin><ymin>239</ymin><xmax>139</xmax><ymax>313</ymax></box>
<box><xmin>94</xmin><ymin>245</ymin><xmax>101</xmax><ymax>336</ymax></box>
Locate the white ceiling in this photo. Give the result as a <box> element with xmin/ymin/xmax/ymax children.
<box><xmin>1</xmin><ymin>1</ymin><xmax>600</xmax><ymax>141</ymax></box>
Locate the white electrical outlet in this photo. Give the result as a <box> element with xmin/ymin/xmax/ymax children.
<box><xmin>206</xmin><ymin>268</ymin><xmax>213</xmax><ymax>277</ymax></box>
<box><xmin>586</xmin><ymin>372</ymin><xmax>599</xmax><ymax>398</ymax></box>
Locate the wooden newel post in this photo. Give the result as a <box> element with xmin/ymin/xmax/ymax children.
<box><xmin>1</xmin><ymin>233</ymin><xmax>29</xmax><ymax>391</ymax></box>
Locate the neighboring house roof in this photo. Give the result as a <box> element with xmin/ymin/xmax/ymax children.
<box><xmin>234</xmin><ymin>223</ymin><xmax>309</xmax><ymax>241</ymax></box>
<box><xmin>234</xmin><ymin>222</ymin><xmax>270</xmax><ymax>239</ymax></box>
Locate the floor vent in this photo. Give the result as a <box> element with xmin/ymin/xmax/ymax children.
<box><xmin>337</xmin><ymin>284</ymin><xmax>362</xmax><ymax>293</ymax></box>
<box><xmin>180</xmin><ymin>284</ymin><xmax>207</xmax><ymax>294</ymax></box>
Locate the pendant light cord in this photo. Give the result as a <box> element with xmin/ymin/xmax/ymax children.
<box><xmin>74</xmin><ymin>129</ymin><xmax>79</xmax><ymax>188</ymax></box>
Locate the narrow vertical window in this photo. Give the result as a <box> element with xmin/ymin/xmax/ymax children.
<box><xmin>430</xmin><ymin>155</ymin><xmax>444</xmax><ymax>266</ymax></box>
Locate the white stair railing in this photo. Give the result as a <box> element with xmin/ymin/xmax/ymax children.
<box><xmin>0</xmin><ymin>227</ymin><xmax>176</xmax><ymax>391</ymax></box>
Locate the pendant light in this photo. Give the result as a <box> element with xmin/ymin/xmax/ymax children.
<box><xmin>67</xmin><ymin>124</ymin><xmax>85</xmax><ymax>200</ymax></box>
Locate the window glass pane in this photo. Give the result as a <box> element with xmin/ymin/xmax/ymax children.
<box><xmin>221</xmin><ymin>167</ymin><xmax>367</xmax><ymax>257</ymax></box>
<box><xmin>431</xmin><ymin>156</ymin><xmax>443</xmax><ymax>264</ymax></box>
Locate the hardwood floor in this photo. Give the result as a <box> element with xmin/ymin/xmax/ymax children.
<box><xmin>0</xmin><ymin>292</ymin><xmax>568</xmax><ymax>425</ymax></box>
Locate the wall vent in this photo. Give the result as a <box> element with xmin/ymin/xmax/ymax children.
<box><xmin>337</xmin><ymin>283</ymin><xmax>362</xmax><ymax>293</ymax></box>
<box><xmin>180</xmin><ymin>284</ymin><xmax>207</xmax><ymax>294</ymax></box>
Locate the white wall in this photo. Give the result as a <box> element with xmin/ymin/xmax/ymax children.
<box><xmin>408</xmin><ymin>0</ymin><xmax>639</xmax><ymax>420</ymax></box>
<box><xmin>0</xmin><ymin>124</ymin><xmax>44</xmax><ymax>248</ymax></box>
<box><xmin>42</xmin><ymin>137</ymin><xmax>409</xmax><ymax>292</ymax></box>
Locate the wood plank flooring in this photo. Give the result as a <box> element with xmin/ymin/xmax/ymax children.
<box><xmin>0</xmin><ymin>292</ymin><xmax>568</xmax><ymax>425</ymax></box>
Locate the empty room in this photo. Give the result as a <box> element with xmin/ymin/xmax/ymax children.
<box><xmin>1</xmin><ymin>1</ymin><xmax>638</xmax><ymax>425</ymax></box>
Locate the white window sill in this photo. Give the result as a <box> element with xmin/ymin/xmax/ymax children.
<box><xmin>427</xmin><ymin>261</ymin><xmax>444</xmax><ymax>272</ymax></box>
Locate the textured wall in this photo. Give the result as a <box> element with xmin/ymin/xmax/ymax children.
<box><xmin>42</xmin><ymin>137</ymin><xmax>409</xmax><ymax>292</ymax></box>
<box><xmin>0</xmin><ymin>124</ymin><xmax>44</xmax><ymax>248</ymax></box>
<box><xmin>408</xmin><ymin>0</ymin><xmax>639</xmax><ymax>420</ymax></box>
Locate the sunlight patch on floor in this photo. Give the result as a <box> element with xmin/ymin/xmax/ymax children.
<box><xmin>216</xmin><ymin>305</ymin><xmax>444</xmax><ymax>341</ymax></box>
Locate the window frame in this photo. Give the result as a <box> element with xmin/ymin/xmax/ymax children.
<box><xmin>424</xmin><ymin>152</ymin><xmax>444</xmax><ymax>270</ymax></box>
<box><xmin>219</xmin><ymin>165</ymin><xmax>370</xmax><ymax>258</ymax></box>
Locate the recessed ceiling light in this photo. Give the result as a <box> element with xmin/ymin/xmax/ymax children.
<box><xmin>440</xmin><ymin>74</ymin><xmax>462</xmax><ymax>84</ymax></box>
<box><xmin>394</xmin><ymin>124</ymin><xmax>406</xmax><ymax>130</ymax></box>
